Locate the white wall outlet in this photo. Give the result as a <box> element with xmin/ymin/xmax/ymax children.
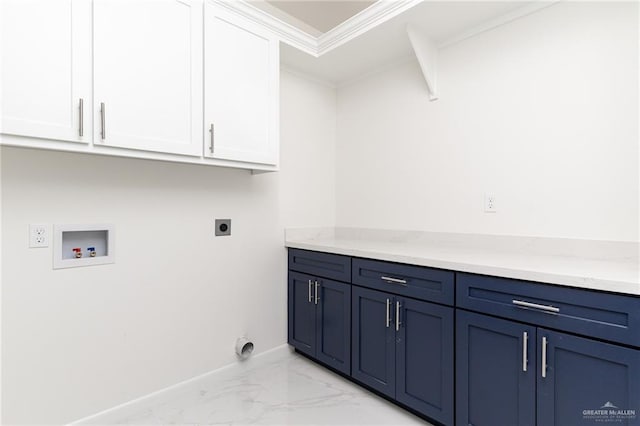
<box><xmin>484</xmin><ymin>194</ymin><xmax>497</xmax><ymax>213</ymax></box>
<box><xmin>29</xmin><ymin>224</ymin><xmax>49</xmax><ymax>248</ymax></box>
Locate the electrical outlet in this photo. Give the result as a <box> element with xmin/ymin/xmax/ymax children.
<box><xmin>29</xmin><ymin>224</ymin><xmax>49</xmax><ymax>248</ymax></box>
<box><xmin>484</xmin><ymin>194</ymin><xmax>497</xmax><ymax>213</ymax></box>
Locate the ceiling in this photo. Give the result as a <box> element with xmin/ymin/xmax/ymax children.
<box><xmin>266</xmin><ymin>1</ymin><xmax>376</xmax><ymax>34</ymax></box>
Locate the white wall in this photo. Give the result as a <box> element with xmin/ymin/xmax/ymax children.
<box><xmin>0</xmin><ymin>70</ymin><xmax>336</xmax><ymax>425</ymax></box>
<box><xmin>336</xmin><ymin>1</ymin><xmax>639</xmax><ymax>242</ymax></box>
<box><xmin>279</xmin><ymin>70</ymin><xmax>336</xmax><ymax>228</ymax></box>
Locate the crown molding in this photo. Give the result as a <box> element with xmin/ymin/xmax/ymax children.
<box><xmin>245</xmin><ymin>0</ymin><xmax>323</xmax><ymax>38</ymax></box>
<box><xmin>316</xmin><ymin>0</ymin><xmax>423</xmax><ymax>55</ymax></box>
<box><xmin>213</xmin><ymin>0</ymin><xmax>318</xmax><ymax>56</ymax></box>
<box><xmin>221</xmin><ymin>0</ymin><xmax>562</xmax><ymax>88</ymax></box>
<box><xmin>217</xmin><ymin>0</ymin><xmax>424</xmax><ymax>58</ymax></box>
<box><xmin>221</xmin><ymin>1</ymin><xmax>557</xmax><ymax>57</ymax></box>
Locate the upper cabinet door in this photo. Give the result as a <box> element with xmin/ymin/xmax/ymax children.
<box><xmin>1</xmin><ymin>0</ymin><xmax>91</xmax><ymax>143</ymax></box>
<box><xmin>204</xmin><ymin>1</ymin><xmax>279</xmax><ymax>166</ymax></box>
<box><xmin>93</xmin><ymin>0</ymin><xmax>203</xmax><ymax>156</ymax></box>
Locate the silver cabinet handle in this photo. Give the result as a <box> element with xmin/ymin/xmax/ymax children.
<box><xmin>395</xmin><ymin>301</ymin><xmax>401</xmax><ymax>331</ymax></box>
<box><xmin>100</xmin><ymin>102</ymin><xmax>106</xmax><ymax>140</ymax></box>
<box><xmin>512</xmin><ymin>299</ymin><xmax>560</xmax><ymax>313</ymax></box>
<box><xmin>314</xmin><ymin>280</ymin><xmax>319</xmax><ymax>305</ymax></box>
<box><xmin>541</xmin><ymin>336</ymin><xmax>548</xmax><ymax>378</ymax></box>
<box><xmin>385</xmin><ymin>299</ymin><xmax>391</xmax><ymax>328</ymax></box>
<box><xmin>209</xmin><ymin>123</ymin><xmax>214</xmax><ymax>153</ymax></box>
<box><xmin>308</xmin><ymin>279</ymin><xmax>312</xmax><ymax>303</ymax></box>
<box><xmin>79</xmin><ymin>98</ymin><xmax>84</xmax><ymax>137</ymax></box>
<box><xmin>522</xmin><ymin>331</ymin><xmax>528</xmax><ymax>372</ymax></box>
<box><xmin>381</xmin><ymin>276</ymin><xmax>407</xmax><ymax>285</ymax></box>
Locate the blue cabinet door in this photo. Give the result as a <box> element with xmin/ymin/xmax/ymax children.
<box><xmin>352</xmin><ymin>286</ymin><xmax>396</xmax><ymax>398</ymax></box>
<box><xmin>396</xmin><ymin>297</ymin><xmax>454</xmax><ymax>425</ymax></box>
<box><xmin>288</xmin><ymin>271</ymin><xmax>316</xmax><ymax>357</ymax></box>
<box><xmin>456</xmin><ymin>310</ymin><xmax>536</xmax><ymax>426</ymax></box>
<box><xmin>537</xmin><ymin>329</ymin><xmax>640</xmax><ymax>426</ymax></box>
<box><xmin>315</xmin><ymin>278</ymin><xmax>351</xmax><ymax>375</ymax></box>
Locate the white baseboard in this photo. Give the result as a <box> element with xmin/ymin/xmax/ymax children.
<box><xmin>69</xmin><ymin>344</ymin><xmax>292</xmax><ymax>425</ymax></box>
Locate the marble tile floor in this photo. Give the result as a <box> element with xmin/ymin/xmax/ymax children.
<box><xmin>87</xmin><ymin>347</ymin><xmax>430</xmax><ymax>425</ymax></box>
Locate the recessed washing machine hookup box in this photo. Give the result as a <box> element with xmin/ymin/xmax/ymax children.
<box><xmin>53</xmin><ymin>224</ymin><xmax>115</xmax><ymax>269</ymax></box>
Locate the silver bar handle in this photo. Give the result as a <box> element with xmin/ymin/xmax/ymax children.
<box><xmin>522</xmin><ymin>331</ymin><xmax>528</xmax><ymax>372</ymax></box>
<box><xmin>308</xmin><ymin>279</ymin><xmax>312</xmax><ymax>303</ymax></box>
<box><xmin>209</xmin><ymin>123</ymin><xmax>214</xmax><ymax>153</ymax></box>
<box><xmin>314</xmin><ymin>280</ymin><xmax>319</xmax><ymax>305</ymax></box>
<box><xmin>395</xmin><ymin>301</ymin><xmax>401</xmax><ymax>331</ymax></box>
<box><xmin>512</xmin><ymin>299</ymin><xmax>560</xmax><ymax>313</ymax></box>
<box><xmin>541</xmin><ymin>336</ymin><xmax>548</xmax><ymax>378</ymax></box>
<box><xmin>385</xmin><ymin>299</ymin><xmax>391</xmax><ymax>328</ymax></box>
<box><xmin>381</xmin><ymin>276</ymin><xmax>407</xmax><ymax>285</ymax></box>
<box><xmin>79</xmin><ymin>98</ymin><xmax>84</xmax><ymax>137</ymax></box>
<box><xmin>100</xmin><ymin>102</ymin><xmax>106</xmax><ymax>140</ymax></box>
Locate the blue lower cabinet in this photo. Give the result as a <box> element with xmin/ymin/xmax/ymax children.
<box><xmin>290</xmin><ymin>253</ymin><xmax>640</xmax><ymax>426</ymax></box>
<box><xmin>288</xmin><ymin>271</ymin><xmax>351</xmax><ymax>375</ymax></box>
<box><xmin>316</xmin><ymin>278</ymin><xmax>351</xmax><ymax>374</ymax></box>
<box><xmin>456</xmin><ymin>310</ymin><xmax>536</xmax><ymax>426</ymax></box>
<box><xmin>352</xmin><ymin>285</ymin><xmax>454</xmax><ymax>424</ymax></box>
<box><xmin>537</xmin><ymin>329</ymin><xmax>640</xmax><ymax>426</ymax></box>
<box><xmin>288</xmin><ymin>271</ymin><xmax>316</xmax><ymax>357</ymax></box>
<box><xmin>351</xmin><ymin>286</ymin><xmax>396</xmax><ymax>397</ymax></box>
<box><xmin>397</xmin><ymin>297</ymin><xmax>454</xmax><ymax>425</ymax></box>
<box><xmin>457</xmin><ymin>310</ymin><xmax>640</xmax><ymax>426</ymax></box>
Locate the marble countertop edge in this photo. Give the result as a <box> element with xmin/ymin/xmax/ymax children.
<box><xmin>285</xmin><ymin>237</ymin><xmax>640</xmax><ymax>296</ymax></box>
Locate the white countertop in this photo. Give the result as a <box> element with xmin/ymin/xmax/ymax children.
<box><xmin>285</xmin><ymin>228</ymin><xmax>640</xmax><ymax>296</ymax></box>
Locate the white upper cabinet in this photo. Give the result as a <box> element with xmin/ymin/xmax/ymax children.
<box><xmin>93</xmin><ymin>0</ymin><xmax>203</xmax><ymax>157</ymax></box>
<box><xmin>1</xmin><ymin>0</ymin><xmax>280</xmax><ymax>171</ymax></box>
<box><xmin>204</xmin><ymin>1</ymin><xmax>279</xmax><ymax>166</ymax></box>
<box><xmin>1</xmin><ymin>0</ymin><xmax>92</xmax><ymax>143</ymax></box>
